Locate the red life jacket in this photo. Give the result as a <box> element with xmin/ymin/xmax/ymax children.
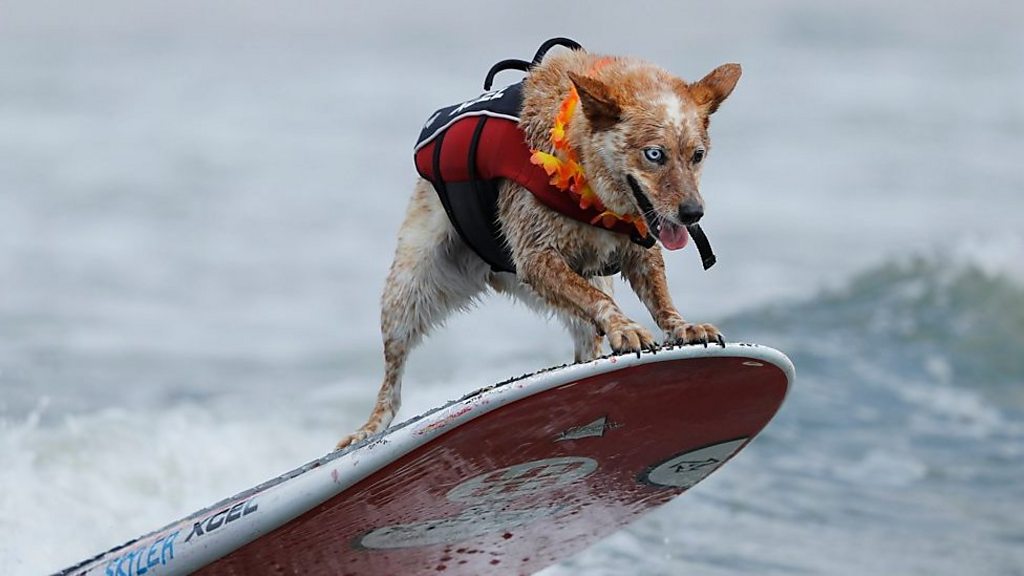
<box><xmin>413</xmin><ymin>81</ymin><xmax>653</xmax><ymax>273</ymax></box>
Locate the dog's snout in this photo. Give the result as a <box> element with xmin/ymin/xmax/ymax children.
<box><xmin>678</xmin><ymin>202</ymin><xmax>704</xmax><ymax>225</ymax></box>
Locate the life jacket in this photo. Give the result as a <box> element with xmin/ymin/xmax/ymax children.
<box><xmin>414</xmin><ymin>81</ymin><xmax>656</xmax><ymax>273</ymax></box>
<box><xmin>412</xmin><ymin>38</ymin><xmax>716</xmax><ymax>273</ymax></box>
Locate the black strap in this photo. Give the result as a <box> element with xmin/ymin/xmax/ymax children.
<box><xmin>532</xmin><ymin>37</ymin><xmax>584</xmax><ymax>64</ymax></box>
<box><xmin>468</xmin><ymin>117</ymin><xmax>516</xmax><ymax>272</ymax></box>
<box><xmin>467</xmin><ymin>116</ymin><xmax>488</xmax><ymax>182</ymax></box>
<box><xmin>631</xmin><ymin>232</ymin><xmax>657</xmax><ymax>249</ymax></box>
<box><xmin>430</xmin><ymin>129</ymin><xmax>467</xmax><ymax>241</ymax></box>
<box><xmin>427</xmin><ymin>116</ymin><xmax>515</xmax><ymax>273</ymax></box>
<box><xmin>431</xmin><ymin>128</ymin><xmax>447</xmax><ymax>201</ymax></box>
<box><xmin>627</xmin><ymin>175</ymin><xmax>715</xmax><ymax>269</ymax></box>
<box><xmin>687</xmin><ymin>224</ymin><xmax>717</xmax><ymax>270</ymax></box>
<box><xmin>483</xmin><ymin>59</ymin><xmax>531</xmax><ymax>91</ymax></box>
<box><xmin>482</xmin><ymin>38</ymin><xmax>585</xmax><ymax>90</ymax></box>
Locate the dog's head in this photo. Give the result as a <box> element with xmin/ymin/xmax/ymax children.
<box><xmin>567</xmin><ymin>62</ymin><xmax>741</xmax><ymax>250</ymax></box>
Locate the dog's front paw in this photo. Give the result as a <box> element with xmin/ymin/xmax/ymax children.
<box><xmin>606</xmin><ymin>318</ymin><xmax>657</xmax><ymax>356</ymax></box>
<box><xmin>666</xmin><ymin>321</ymin><xmax>726</xmax><ymax>348</ymax></box>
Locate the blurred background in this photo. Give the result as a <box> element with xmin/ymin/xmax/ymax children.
<box><xmin>1</xmin><ymin>1</ymin><xmax>1022</xmax><ymax>574</ymax></box>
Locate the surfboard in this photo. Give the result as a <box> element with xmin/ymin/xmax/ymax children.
<box><xmin>61</xmin><ymin>343</ymin><xmax>793</xmax><ymax>576</ymax></box>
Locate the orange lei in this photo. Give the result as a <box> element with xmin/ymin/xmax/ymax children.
<box><xmin>528</xmin><ymin>64</ymin><xmax>649</xmax><ymax>237</ymax></box>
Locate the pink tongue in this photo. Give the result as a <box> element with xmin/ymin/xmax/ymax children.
<box><xmin>658</xmin><ymin>223</ymin><xmax>690</xmax><ymax>251</ymax></box>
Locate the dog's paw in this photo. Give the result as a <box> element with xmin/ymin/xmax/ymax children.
<box><xmin>335</xmin><ymin>429</ymin><xmax>370</xmax><ymax>451</ymax></box>
<box><xmin>606</xmin><ymin>319</ymin><xmax>657</xmax><ymax>356</ymax></box>
<box><xmin>666</xmin><ymin>322</ymin><xmax>726</xmax><ymax>348</ymax></box>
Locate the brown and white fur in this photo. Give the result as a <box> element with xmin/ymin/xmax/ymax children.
<box><xmin>337</xmin><ymin>51</ymin><xmax>741</xmax><ymax>449</ymax></box>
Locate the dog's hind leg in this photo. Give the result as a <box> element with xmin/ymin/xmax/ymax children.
<box><xmin>336</xmin><ymin>183</ymin><xmax>488</xmax><ymax>450</ymax></box>
<box><xmin>565</xmin><ymin>315</ymin><xmax>603</xmax><ymax>363</ymax></box>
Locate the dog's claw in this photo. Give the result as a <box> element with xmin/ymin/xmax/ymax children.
<box><xmin>335</xmin><ymin>429</ymin><xmax>370</xmax><ymax>451</ymax></box>
<box><xmin>606</xmin><ymin>318</ymin><xmax>656</xmax><ymax>357</ymax></box>
<box><xmin>666</xmin><ymin>321</ymin><xmax>723</xmax><ymax>349</ymax></box>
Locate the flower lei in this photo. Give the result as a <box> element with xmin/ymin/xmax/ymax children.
<box><xmin>528</xmin><ymin>69</ymin><xmax>649</xmax><ymax>238</ymax></box>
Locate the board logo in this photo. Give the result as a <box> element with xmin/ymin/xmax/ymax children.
<box><xmin>103</xmin><ymin>532</ymin><xmax>178</xmax><ymax>576</ymax></box>
<box><xmin>639</xmin><ymin>438</ymin><xmax>748</xmax><ymax>489</ymax></box>
<box><xmin>359</xmin><ymin>457</ymin><xmax>597</xmax><ymax>549</ymax></box>
<box><xmin>448</xmin><ymin>87</ymin><xmax>507</xmax><ymax>116</ymax></box>
<box><xmin>184</xmin><ymin>498</ymin><xmax>258</xmax><ymax>543</ymax></box>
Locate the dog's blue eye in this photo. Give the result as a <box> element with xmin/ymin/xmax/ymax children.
<box><xmin>692</xmin><ymin>148</ymin><xmax>706</xmax><ymax>164</ymax></box>
<box><xmin>643</xmin><ymin>147</ymin><xmax>666</xmax><ymax>164</ymax></box>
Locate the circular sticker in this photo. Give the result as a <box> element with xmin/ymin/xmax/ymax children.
<box><xmin>446</xmin><ymin>457</ymin><xmax>598</xmax><ymax>503</ymax></box>
<box><xmin>640</xmin><ymin>438</ymin><xmax>748</xmax><ymax>488</ymax></box>
<box><xmin>358</xmin><ymin>457</ymin><xmax>597</xmax><ymax>550</ymax></box>
<box><xmin>359</xmin><ymin>504</ymin><xmax>561</xmax><ymax>549</ymax></box>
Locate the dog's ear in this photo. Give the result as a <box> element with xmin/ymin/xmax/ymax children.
<box><xmin>568</xmin><ymin>71</ymin><xmax>621</xmax><ymax>131</ymax></box>
<box><xmin>690</xmin><ymin>63</ymin><xmax>741</xmax><ymax>115</ymax></box>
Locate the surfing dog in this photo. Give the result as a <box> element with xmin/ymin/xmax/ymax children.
<box><xmin>337</xmin><ymin>47</ymin><xmax>741</xmax><ymax>448</ymax></box>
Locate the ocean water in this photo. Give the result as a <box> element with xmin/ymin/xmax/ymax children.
<box><xmin>2</xmin><ymin>1</ymin><xmax>1022</xmax><ymax>574</ymax></box>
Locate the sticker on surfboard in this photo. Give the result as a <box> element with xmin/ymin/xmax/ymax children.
<box><xmin>640</xmin><ymin>438</ymin><xmax>749</xmax><ymax>489</ymax></box>
<box><xmin>360</xmin><ymin>457</ymin><xmax>599</xmax><ymax>550</ymax></box>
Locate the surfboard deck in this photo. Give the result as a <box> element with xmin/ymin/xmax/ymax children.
<box><xmin>62</xmin><ymin>343</ymin><xmax>793</xmax><ymax>576</ymax></box>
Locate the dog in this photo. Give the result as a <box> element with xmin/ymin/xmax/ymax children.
<box><xmin>337</xmin><ymin>44</ymin><xmax>740</xmax><ymax>449</ymax></box>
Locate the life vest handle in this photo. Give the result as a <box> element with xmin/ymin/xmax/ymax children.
<box><xmin>483</xmin><ymin>59</ymin><xmax>531</xmax><ymax>91</ymax></box>
<box><xmin>532</xmin><ymin>37</ymin><xmax>584</xmax><ymax>65</ymax></box>
<box><xmin>483</xmin><ymin>38</ymin><xmax>585</xmax><ymax>90</ymax></box>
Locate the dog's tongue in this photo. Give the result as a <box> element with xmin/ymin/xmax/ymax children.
<box><xmin>658</xmin><ymin>222</ymin><xmax>690</xmax><ymax>251</ymax></box>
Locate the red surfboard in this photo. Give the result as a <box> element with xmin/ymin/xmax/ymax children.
<box><xmin>63</xmin><ymin>344</ymin><xmax>792</xmax><ymax>576</ymax></box>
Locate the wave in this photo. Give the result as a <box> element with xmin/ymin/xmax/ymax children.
<box><xmin>726</xmin><ymin>254</ymin><xmax>1024</xmax><ymax>406</ymax></box>
<box><xmin>0</xmin><ymin>400</ymin><xmax>334</xmax><ymax>574</ymax></box>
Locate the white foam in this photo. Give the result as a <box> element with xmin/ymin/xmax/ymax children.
<box><xmin>953</xmin><ymin>231</ymin><xmax>1024</xmax><ymax>283</ymax></box>
<box><xmin>899</xmin><ymin>379</ymin><xmax>1007</xmax><ymax>439</ymax></box>
<box><xmin>0</xmin><ymin>403</ymin><xmax>333</xmax><ymax>575</ymax></box>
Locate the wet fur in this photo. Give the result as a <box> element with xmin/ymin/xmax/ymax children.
<box><xmin>337</xmin><ymin>51</ymin><xmax>741</xmax><ymax>448</ymax></box>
